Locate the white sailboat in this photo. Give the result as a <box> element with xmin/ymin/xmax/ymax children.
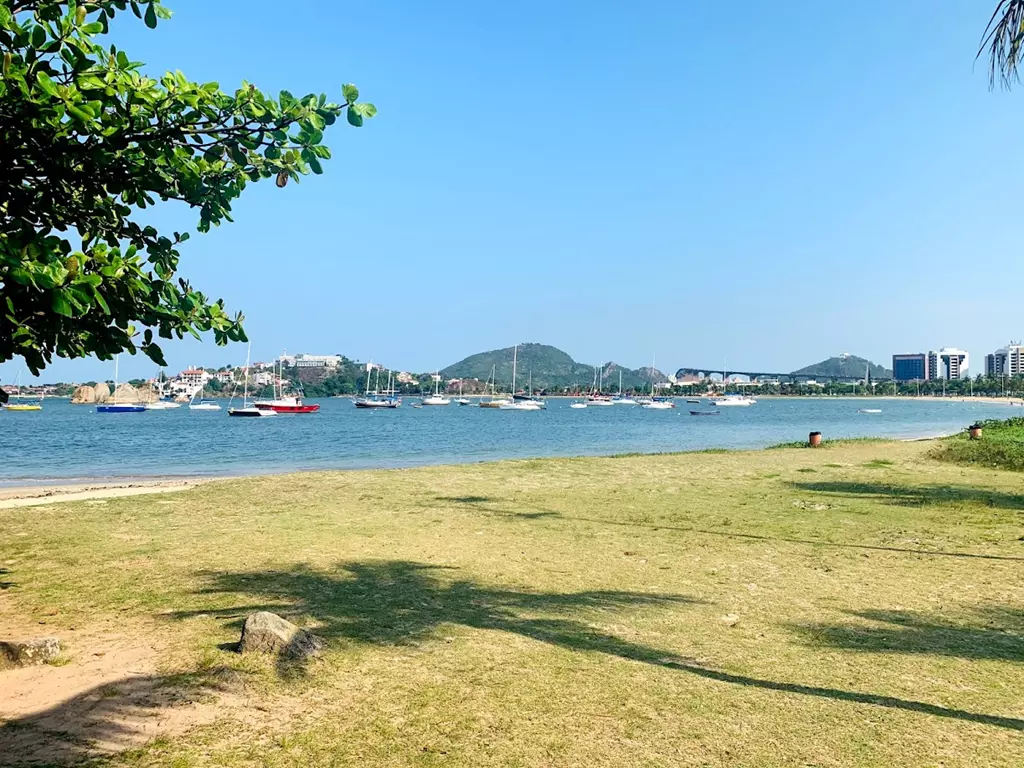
<box><xmin>611</xmin><ymin>370</ymin><xmax>636</xmax><ymax>405</ymax></box>
<box><xmin>455</xmin><ymin>379</ymin><xmax>471</xmax><ymax>406</ymax></box>
<box><xmin>641</xmin><ymin>355</ymin><xmax>674</xmax><ymax>409</ymax></box>
<box><xmin>189</xmin><ymin>373</ymin><xmax>222</xmax><ymax>411</ymax></box>
<box><xmin>479</xmin><ymin>364</ymin><xmax>511</xmax><ymax>408</ymax></box>
<box><xmin>499</xmin><ymin>345</ymin><xmax>542</xmax><ymax>410</ymax></box>
<box><xmin>422</xmin><ymin>371</ymin><xmax>451</xmax><ymax>406</ymax></box>
<box><xmin>228</xmin><ymin>343</ymin><xmax>277</xmax><ymax>417</ymax></box>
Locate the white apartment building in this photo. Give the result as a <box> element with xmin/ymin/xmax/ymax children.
<box><xmin>927</xmin><ymin>348</ymin><xmax>969</xmax><ymax>380</ymax></box>
<box><xmin>985</xmin><ymin>342</ymin><xmax>1024</xmax><ymax>377</ymax></box>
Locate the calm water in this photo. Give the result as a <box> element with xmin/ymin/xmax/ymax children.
<box><xmin>0</xmin><ymin>397</ymin><xmax>1016</xmax><ymax>485</ymax></box>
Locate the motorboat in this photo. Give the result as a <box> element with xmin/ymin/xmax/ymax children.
<box><xmin>585</xmin><ymin>396</ymin><xmax>615</xmax><ymax>406</ymax></box>
<box><xmin>857</xmin><ymin>408</ymin><xmax>882</xmax><ymax>414</ymax></box>
<box><xmin>642</xmin><ymin>399</ymin><xmax>675</xmax><ymax>410</ymax></box>
<box><xmin>189</xmin><ymin>400</ymin><xmax>222</xmax><ymax>411</ymax></box>
<box><xmin>570</xmin><ymin>402</ymin><xmax>588</xmax><ymax>409</ymax></box>
<box><xmin>144</xmin><ymin>400</ymin><xmax>181</xmax><ymax>410</ymax></box>
<box><xmin>456</xmin><ymin>398</ymin><xmax>472</xmax><ymax>406</ymax></box>
<box><xmin>255</xmin><ymin>396</ymin><xmax>319</xmax><ymax>413</ymax></box>
<box><xmin>690</xmin><ymin>410</ymin><xmax>720</xmax><ymax>416</ymax></box>
<box><xmin>709</xmin><ymin>395</ymin><xmax>756</xmax><ymax>407</ymax></box>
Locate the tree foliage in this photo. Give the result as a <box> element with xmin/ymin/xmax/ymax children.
<box><xmin>980</xmin><ymin>0</ymin><xmax>1024</xmax><ymax>88</ymax></box>
<box><xmin>0</xmin><ymin>0</ymin><xmax>374</xmax><ymax>391</ymax></box>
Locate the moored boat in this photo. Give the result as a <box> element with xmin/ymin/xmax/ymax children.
<box><xmin>229</xmin><ymin>343</ymin><xmax>277</xmax><ymax>417</ymax></box>
<box><xmin>97</xmin><ymin>356</ymin><xmax>145</xmax><ymax>413</ymax></box>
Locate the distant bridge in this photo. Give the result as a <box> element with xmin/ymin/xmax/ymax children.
<box><xmin>675</xmin><ymin>367</ymin><xmax>882</xmax><ymax>384</ymax></box>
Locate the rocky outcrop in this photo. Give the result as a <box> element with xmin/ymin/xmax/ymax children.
<box><xmin>71</xmin><ymin>383</ymin><xmax>107</xmax><ymax>404</ymax></box>
<box><xmin>0</xmin><ymin>637</ymin><xmax>62</xmax><ymax>668</ymax></box>
<box><xmin>93</xmin><ymin>382</ymin><xmax>111</xmax><ymax>403</ymax></box>
<box><xmin>238</xmin><ymin>612</ymin><xmax>326</xmax><ymax>660</ymax></box>
<box><xmin>134</xmin><ymin>384</ymin><xmax>159</xmax><ymax>403</ymax></box>
<box><xmin>112</xmin><ymin>383</ymin><xmax>141</xmax><ymax>403</ymax></box>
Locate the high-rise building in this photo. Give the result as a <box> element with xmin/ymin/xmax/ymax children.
<box><xmin>927</xmin><ymin>348</ymin><xmax>968</xmax><ymax>380</ymax></box>
<box><xmin>892</xmin><ymin>353</ymin><xmax>928</xmax><ymax>382</ymax></box>
<box><xmin>985</xmin><ymin>343</ymin><xmax>1024</xmax><ymax>377</ymax></box>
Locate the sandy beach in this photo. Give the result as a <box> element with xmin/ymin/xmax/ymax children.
<box><xmin>0</xmin><ymin>478</ymin><xmax>210</xmax><ymax>509</ymax></box>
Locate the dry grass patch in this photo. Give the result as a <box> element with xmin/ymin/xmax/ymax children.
<box><xmin>1</xmin><ymin>441</ymin><xmax>1022</xmax><ymax>766</ymax></box>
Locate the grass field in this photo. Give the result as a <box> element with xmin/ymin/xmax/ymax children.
<box><xmin>931</xmin><ymin>415</ymin><xmax>1024</xmax><ymax>471</ymax></box>
<box><xmin>1</xmin><ymin>440</ymin><xmax>1022</xmax><ymax>766</ymax></box>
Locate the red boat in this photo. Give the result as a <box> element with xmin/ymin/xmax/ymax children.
<box><xmin>253</xmin><ymin>395</ymin><xmax>320</xmax><ymax>414</ymax></box>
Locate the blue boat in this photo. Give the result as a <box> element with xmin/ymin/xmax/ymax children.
<box><xmin>96</xmin><ymin>356</ymin><xmax>146</xmax><ymax>414</ymax></box>
<box><xmin>97</xmin><ymin>404</ymin><xmax>146</xmax><ymax>413</ymax></box>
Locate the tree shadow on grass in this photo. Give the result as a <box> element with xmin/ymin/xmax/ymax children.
<box><xmin>789</xmin><ymin>480</ymin><xmax>1024</xmax><ymax>510</ymax></box>
<box><xmin>430</xmin><ymin>495</ymin><xmax>561</xmax><ymax>520</ymax></box>
<box><xmin>0</xmin><ymin>670</ymin><xmax>236</xmax><ymax>766</ymax></box>
<box><xmin>0</xmin><ymin>568</ymin><xmax>13</xmax><ymax>590</ymax></box>
<box><xmin>173</xmin><ymin>560</ymin><xmax>1024</xmax><ymax>731</ymax></box>
<box><xmin>789</xmin><ymin>606</ymin><xmax>1024</xmax><ymax>663</ymax></box>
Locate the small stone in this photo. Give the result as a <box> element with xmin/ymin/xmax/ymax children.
<box><xmin>720</xmin><ymin>614</ymin><xmax>740</xmax><ymax>627</ymax></box>
<box><xmin>238</xmin><ymin>612</ymin><xmax>325</xmax><ymax>660</ymax></box>
<box><xmin>0</xmin><ymin>637</ymin><xmax>62</xmax><ymax>667</ymax></box>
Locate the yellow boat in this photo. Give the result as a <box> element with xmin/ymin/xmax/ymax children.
<box><xmin>4</xmin><ymin>403</ymin><xmax>42</xmax><ymax>411</ymax></box>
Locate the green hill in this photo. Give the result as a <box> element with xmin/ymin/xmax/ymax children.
<box><xmin>441</xmin><ymin>343</ymin><xmax>666</xmax><ymax>392</ymax></box>
<box><xmin>790</xmin><ymin>354</ymin><xmax>891</xmax><ymax>380</ymax></box>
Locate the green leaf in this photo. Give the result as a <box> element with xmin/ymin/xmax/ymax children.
<box><xmin>31</xmin><ymin>25</ymin><xmax>47</xmax><ymax>48</ymax></box>
<box><xmin>51</xmin><ymin>292</ymin><xmax>73</xmax><ymax>317</ymax></box>
<box><xmin>346</xmin><ymin>105</ymin><xmax>363</xmax><ymax>127</ymax></box>
<box><xmin>144</xmin><ymin>2</ymin><xmax>157</xmax><ymax>29</ymax></box>
<box><xmin>0</xmin><ymin>5</ymin><xmax>12</xmax><ymax>26</ymax></box>
<box><xmin>341</xmin><ymin>83</ymin><xmax>359</xmax><ymax>104</ymax></box>
<box><xmin>80</xmin><ymin>22</ymin><xmax>104</xmax><ymax>35</ymax></box>
<box><xmin>352</xmin><ymin>102</ymin><xmax>377</xmax><ymax>119</ymax></box>
<box><xmin>35</xmin><ymin>72</ymin><xmax>60</xmax><ymax>97</ymax></box>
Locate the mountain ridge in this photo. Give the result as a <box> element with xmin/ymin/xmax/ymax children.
<box><xmin>441</xmin><ymin>343</ymin><xmax>667</xmax><ymax>391</ymax></box>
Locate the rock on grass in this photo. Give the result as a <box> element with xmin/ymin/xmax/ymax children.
<box><xmin>238</xmin><ymin>612</ymin><xmax>326</xmax><ymax>660</ymax></box>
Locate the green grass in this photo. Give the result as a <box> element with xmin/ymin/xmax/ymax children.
<box><xmin>1</xmin><ymin>441</ymin><xmax>1022</xmax><ymax>767</ymax></box>
<box><xmin>932</xmin><ymin>416</ymin><xmax>1024</xmax><ymax>471</ymax></box>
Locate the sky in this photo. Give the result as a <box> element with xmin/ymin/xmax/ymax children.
<box><xmin>5</xmin><ymin>0</ymin><xmax>1024</xmax><ymax>384</ymax></box>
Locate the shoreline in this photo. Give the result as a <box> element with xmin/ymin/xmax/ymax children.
<box><xmin>0</xmin><ymin>478</ymin><xmax>212</xmax><ymax>509</ymax></box>
<box><xmin>0</xmin><ymin>432</ymin><xmax>957</xmax><ymax>506</ymax></box>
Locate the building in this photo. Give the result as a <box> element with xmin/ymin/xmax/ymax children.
<box><xmin>926</xmin><ymin>348</ymin><xmax>968</xmax><ymax>380</ymax></box>
<box><xmin>292</xmin><ymin>354</ymin><xmax>341</xmax><ymax>369</ymax></box>
<box><xmin>892</xmin><ymin>353</ymin><xmax>928</xmax><ymax>382</ymax></box>
<box><xmin>985</xmin><ymin>342</ymin><xmax>1024</xmax><ymax>377</ymax></box>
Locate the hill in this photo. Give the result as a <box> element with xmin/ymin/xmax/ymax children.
<box><xmin>790</xmin><ymin>354</ymin><xmax>891</xmax><ymax>380</ymax></box>
<box><xmin>441</xmin><ymin>343</ymin><xmax>667</xmax><ymax>392</ymax></box>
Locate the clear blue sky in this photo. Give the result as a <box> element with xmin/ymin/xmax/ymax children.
<box><xmin>5</xmin><ymin>0</ymin><xmax>1022</xmax><ymax>384</ymax></box>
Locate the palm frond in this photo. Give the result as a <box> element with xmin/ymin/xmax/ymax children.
<box><xmin>979</xmin><ymin>0</ymin><xmax>1024</xmax><ymax>89</ymax></box>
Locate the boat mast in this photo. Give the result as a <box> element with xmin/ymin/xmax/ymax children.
<box><xmin>242</xmin><ymin>343</ymin><xmax>251</xmax><ymax>405</ymax></box>
<box><xmin>113</xmin><ymin>355</ymin><xmax>119</xmax><ymax>404</ymax></box>
<box><xmin>511</xmin><ymin>345</ymin><xmax>518</xmax><ymax>395</ymax></box>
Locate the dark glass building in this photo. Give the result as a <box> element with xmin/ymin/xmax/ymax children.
<box><xmin>892</xmin><ymin>353</ymin><xmax>928</xmax><ymax>382</ymax></box>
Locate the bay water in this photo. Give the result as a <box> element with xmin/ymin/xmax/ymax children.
<box><xmin>0</xmin><ymin>397</ymin><xmax>1015</xmax><ymax>486</ymax></box>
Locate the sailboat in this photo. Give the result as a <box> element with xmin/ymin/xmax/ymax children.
<box><xmin>611</xmin><ymin>370</ymin><xmax>636</xmax><ymax>405</ymax></box>
<box><xmin>455</xmin><ymin>379</ymin><xmax>471</xmax><ymax>406</ymax></box>
<box><xmin>144</xmin><ymin>368</ymin><xmax>181</xmax><ymax>409</ymax></box>
<box><xmin>499</xmin><ymin>345</ymin><xmax>542</xmax><ymax>410</ymax></box>
<box><xmin>354</xmin><ymin>364</ymin><xmax>401</xmax><ymax>408</ymax></box>
<box><xmin>586</xmin><ymin>364</ymin><xmax>614</xmax><ymax>405</ymax></box>
<box><xmin>422</xmin><ymin>371</ymin><xmax>451</xmax><ymax>406</ymax></box>
<box><xmin>641</xmin><ymin>355</ymin><xmax>674</xmax><ymax>409</ymax></box>
<box><xmin>3</xmin><ymin>371</ymin><xmax>43</xmax><ymax>411</ymax></box>
<box><xmin>513</xmin><ymin>369</ymin><xmax>545</xmax><ymax>408</ymax></box>
<box><xmin>479</xmin><ymin>364</ymin><xmax>510</xmax><ymax>408</ymax></box>
<box><xmin>97</xmin><ymin>356</ymin><xmax>146</xmax><ymax>413</ymax></box>
<box><xmin>228</xmin><ymin>343</ymin><xmax>277</xmax><ymax>417</ymax></box>
<box><xmin>189</xmin><ymin>373</ymin><xmax>222</xmax><ymax>411</ymax></box>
